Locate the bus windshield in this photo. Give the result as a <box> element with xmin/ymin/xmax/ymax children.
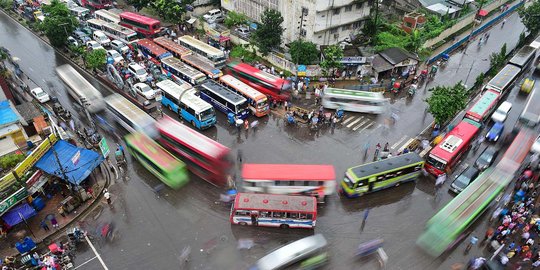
<box><xmin>236</xmin><ymin>102</ymin><xmax>248</xmax><ymax>114</ymax></box>
<box><xmin>426</xmin><ymin>155</ymin><xmax>446</xmax><ymax>170</ymax></box>
<box><xmin>257</xmin><ymin>98</ymin><xmax>268</xmax><ymax>109</ymax></box>
<box><xmin>196</xmin><ymin>76</ymin><xmax>207</xmax><ymax>84</ymax></box>
<box><xmin>199</xmin><ymin>107</ymin><xmax>215</xmax><ymax>121</ymax></box>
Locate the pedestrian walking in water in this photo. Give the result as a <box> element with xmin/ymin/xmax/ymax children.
<box><xmin>104</xmin><ymin>189</ymin><xmax>111</xmax><ymax>205</ymax></box>
<box><xmin>237</xmin><ymin>149</ymin><xmax>243</xmax><ymax>163</ymax></box>
<box><xmin>384</xmin><ymin>142</ymin><xmax>389</xmax><ymax>152</ymax></box>
<box><xmin>436</xmin><ymin>173</ymin><xmax>447</xmax><ymax>187</ymax></box>
<box><xmin>244</xmin><ymin>119</ymin><xmax>249</xmax><ymax>131</ymax></box>
<box><xmin>51</xmin><ymin>217</ymin><xmax>59</xmax><ymax>229</ymax></box>
<box><xmin>363</xmin><ymin>208</ymin><xmax>370</xmax><ymax>222</ymax></box>
<box><xmin>40</xmin><ymin>220</ymin><xmax>50</xmax><ymax>231</ymax></box>
<box><xmin>502</xmin><ymin>18</ymin><xmax>506</xmax><ymax>27</ymax></box>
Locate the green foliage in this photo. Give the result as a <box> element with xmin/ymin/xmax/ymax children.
<box><xmin>0</xmin><ymin>0</ymin><xmax>13</xmax><ymax>9</ymax></box>
<box><xmin>375</xmin><ymin>26</ymin><xmax>409</xmax><ymax>52</ymax></box>
<box><xmin>84</xmin><ymin>49</ymin><xmax>107</xmax><ymax>71</ymax></box>
<box><xmin>0</xmin><ymin>153</ymin><xmax>25</xmax><ymax>170</ymax></box>
<box><xmin>320</xmin><ymin>45</ymin><xmax>343</xmax><ymax>76</ymax></box>
<box><xmin>150</xmin><ymin>0</ymin><xmax>193</xmax><ymax>25</ymax></box>
<box><xmin>253</xmin><ymin>9</ymin><xmax>284</xmax><ymax>56</ymax></box>
<box><xmin>68</xmin><ymin>45</ymin><xmax>85</xmax><ymax>56</ymax></box>
<box><xmin>224</xmin><ymin>11</ymin><xmax>248</xmax><ymax>28</ymax></box>
<box><xmin>289</xmin><ymin>40</ymin><xmax>319</xmax><ymax>65</ymax></box>
<box><xmin>126</xmin><ymin>0</ymin><xmax>151</xmax><ymax>11</ymax></box>
<box><xmin>520</xmin><ymin>1</ymin><xmax>540</xmax><ymax>35</ymax></box>
<box><xmin>474</xmin><ymin>72</ymin><xmax>485</xmax><ymax>89</ymax></box>
<box><xmin>426</xmin><ymin>82</ymin><xmax>468</xmax><ymax>124</ymax></box>
<box><xmin>488</xmin><ymin>43</ymin><xmax>507</xmax><ymax>76</ymax></box>
<box><xmin>41</xmin><ymin>0</ymin><xmax>78</xmax><ymax>47</ymax></box>
<box><xmin>230</xmin><ymin>45</ymin><xmax>258</xmax><ymax>63</ymax></box>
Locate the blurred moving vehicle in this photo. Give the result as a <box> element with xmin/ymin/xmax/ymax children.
<box><xmin>486</xmin><ymin>122</ymin><xmax>504</xmax><ymax>142</ymax></box>
<box><xmin>521</xmin><ymin>78</ymin><xmax>535</xmax><ymax>94</ymax></box>
<box><xmin>531</xmin><ymin>134</ymin><xmax>540</xmax><ymax>154</ymax></box>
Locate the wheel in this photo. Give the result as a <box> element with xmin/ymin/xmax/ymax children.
<box><xmin>239</xmin><ymin>222</ymin><xmax>247</xmax><ymax>226</ymax></box>
<box><xmin>280</xmin><ymin>224</ymin><xmax>289</xmax><ymax>229</ymax></box>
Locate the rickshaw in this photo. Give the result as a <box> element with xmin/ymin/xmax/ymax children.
<box><xmin>356</xmin><ymin>239</ymin><xmax>384</xmax><ymax>257</ymax></box>
<box><xmin>521</xmin><ymin>78</ymin><xmax>535</xmax><ymax>94</ymax></box>
<box><xmin>408</xmin><ymin>84</ymin><xmax>417</xmax><ymax>97</ymax></box>
<box><xmin>429</xmin><ymin>65</ymin><xmax>438</xmax><ymax>78</ymax></box>
<box><xmin>441</xmin><ymin>53</ymin><xmax>450</xmax><ymax>65</ymax></box>
<box><xmin>392</xmin><ymin>82</ymin><xmax>401</xmax><ymax>94</ymax></box>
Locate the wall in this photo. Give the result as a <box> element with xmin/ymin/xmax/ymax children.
<box><xmin>422</xmin><ymin>0</ymin><xmax>506</xmax><ymax>48</ymax></box>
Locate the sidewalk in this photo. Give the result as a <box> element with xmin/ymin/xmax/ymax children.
<box><xmin>0</xmin><ymin>162</ymin><xmax>111</xmax><ymax>259</ymax></box>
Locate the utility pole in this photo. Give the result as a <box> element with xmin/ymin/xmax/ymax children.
<box><xmin>295</xmin><ymin>7</ymin><xmax>308</xmax><ymax>80</ymax></box>
<box><xmin>47</xmin><ymin>136</ymin><xmax>68</xmax><ymax>181</ymax></box>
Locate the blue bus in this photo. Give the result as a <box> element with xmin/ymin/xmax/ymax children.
<box><xmin>156</xmin><ymin>79</ymin><xmax>216</xmax><ymax>129</ymax></box>
<box><xmin>198</xmin><ymin>80</ymin><xmax>249</xmax><ymax>120</ymax></box>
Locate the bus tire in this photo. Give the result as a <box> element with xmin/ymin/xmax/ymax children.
<box><xmin>280</xmin><ymin>224</ymin><xmax>289</xmax><ymax>229</ymax></box>
<box><xmin>239</xmin><ymin>222</ymin><xmax>247</xmax><ymax>226</ymax></box>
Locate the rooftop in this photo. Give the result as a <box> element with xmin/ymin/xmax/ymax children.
<box><xmin>0</xmin><ymin>100</ymin><xmax>20</xmax><ymax>127</ymax></box>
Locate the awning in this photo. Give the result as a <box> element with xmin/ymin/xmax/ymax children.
<box><xmin>186</xmin><ymin>18</ymin><xmax>196</xmax><ymax>24</ymax></box>
<box><xmin>2</xmin><ymin>203</ymin><xmax>36</xmax><ymax>227</ymax></box>
<box><xmin>477</xmin><ymin>9</ymin><xmax>488</xmax><ymax>17</ymax></box>
<box><xmin>35</xmin><ymin>140</ymin><xmax>104</xmax><ymax>185</ymax></box>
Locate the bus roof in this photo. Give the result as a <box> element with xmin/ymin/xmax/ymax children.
<box><xmin>182</xmin><ymin>54</ymin><xmax>222</xmax><ymax>76</ymax></box>
<box><xmin>220</xmin><ymin>75</ymin><xmax>265</xmax><ymax>99</ymax></box>
<box><xmin>465</xmin><ymin>89</ymin><xmax>500</xmax><ymax>121</ymax></box>
<box><xmin>124</xmin><ymin>132</ymin><xmax>183</xmax><ymax>171</ymax></box>
<box><xmin>120</xmin><ymin>12</ymin><xmax>160</xmax><ymax>25</ymax></box>
<box><xmin>227</xmin><ymin>61</ymin><xmax>281</xmax><ymax>83</ymax></box>
<box><xmin>94</xmin><ymin>9</ymin><xmax>120</xmax><ymax>23</ymax></box>
<box><xmin>520</xmin><ymin>86</ymin><xmax>540</xmax><ymax>125</ymax></box>
<box><xmin>104</xmin><ymin>93</ymin><xmax>156</xmax><ymax>130</ymax></box>
<box><xmin>86</xmin><ymin>18</ymin><xmax>106</xmax><ymax>27</ymax></box>
<box><xmin>200</xmin><ymin>80</ymin><xmax>247</xmax><ymax>105</ymax></box>
<box><xmin>486</xmin><ymin>64</ymin><xmax>521</xmax><ymax>92</ymax></box>
<box><xmin>324</xmin><ymin>88</ymin><xmax>385</xmax><ymax>99</ymax></box>
<box><xmin>181</xmin><ymin>89</ymin><xmax>213</xmax><ymax>112</ymax></box>
<box><xmin>137</xmin><ymin>39</ymin><xmax>171</xmax><ymax>59</ymax></box>
<box><xmin>178</xmin><ymin>35</ymin><xmax>223</xmax><ymax>56</ymax></box>
<box><xmin>156</xmin><ymin>115</ymin><xmax>229</xmax><ymax>158</ymax></box>
<box><xmin>509</xmin><ymin>45</ymin><xmax>536</xmax><ymax>68</ymax></box>
<box><xmin>161</xmin><ymin>57</ymin><xmax>205</xmax><ymax>79</ymax></box>
<box><xmin>242</xmin><ymin>164</ymin><xmax>335</xmax><ymax>181</ymax></box>
<box><xmin>348</xmin><ymin>153</ymin><xmax>424</xmax><ymax>180</ymax></box>
<box><xmin>156</xmin><ymin>79</ymin><xmax>192</xmax><ymax>100</ymax></box>
<box><xmin>154</xmin><ymin>37</ymin><xmax>192</xmax><ymax>56</ymax></box>
<box><xmin>234</xmin><ymin>193</ymin><xmax>317</xmax><ymax>212</ymax></box>
<box><xmin>102</xmin><ymin>21</ymin><xmax>137</xmax><ymax>36</ymax></box>
<box><xmin>429</xmin><ymin>119</ymin><xmax>481</xmax><ymax>161</ymax></box>
<box><xmin>55</xmin><ymin>64</ymin><xmax>102</xmax><ymax>100</ymax></box>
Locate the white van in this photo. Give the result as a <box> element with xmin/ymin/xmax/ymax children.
<box><xmin>203</xmin><ymin>9</ymin><xmax>223</xmax><ymax>23</ymax></box>
<box><xmin>93</xmin><ymin>31</ymin><xmax>111</xmax><ymax>47</ymax></box>
<box><xmin>69</xmin><ymin>6</ymin><xmax>90</xmax><ymax>20</ymax></box>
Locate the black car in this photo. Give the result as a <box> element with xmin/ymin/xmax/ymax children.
<box><xmin>450</xmin><ymin>167</ymin><xmax>480</xmax><ymax>194</ymax></box>
<box><xmin>475</xmin><ymin>147</ymin><xmax>500</xmax><ymax>171</ymax></box>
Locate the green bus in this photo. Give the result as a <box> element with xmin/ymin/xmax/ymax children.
<box><xmin>125</xmin><ymin>132</ymin><xmax>189</xmax><ymax>189</ymax></box>
<box><xmin>341</xmin><ymin>153</ymin><xmax>424</xmax><ymax>198</ymax></box>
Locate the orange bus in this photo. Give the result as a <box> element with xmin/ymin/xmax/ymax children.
<box><xmin>218</xmin><ymin>74</ymin><xmax>269</xmax><ymax>117</ymax></box>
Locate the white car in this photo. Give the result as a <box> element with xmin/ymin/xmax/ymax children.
<box><xmin>30</xmin><ymin>87</ymin><xmax>50</xmax><ymax>103</ymax></box>
<box><xmin>491</xmin><ymin>101</ymin><xmax>512</xmax><ymax>123</ymax></box>
<box><xmin>532</xmin><ymin>135</ymin><xmax>540</xmax><ymax>154</ymax></box>
<box><xmin>92</xmin><ymin>30</ymin><xmax>111</xmax><ymax>47</ymax></box>
<box><xmin>67</xmin><ymin>36</ymin><xmax>79</xmax><ymax>47</ymax></box>
<box><xmin>106</xmin><ymin>50</ymin><xmax>123</xmax><ymax>64</ymax></box>
<box><xmin>128</xmin><ymin>63</ymin><xmax>148</xmax><ymax>82</ymax></box>
<box><xmin>111</xmin><ymin>40</ymin><xmax>129</xmax><ymax>54</ymax></box>
<box><xmin>86</xmin><ymin>40</ymin><xmax>104</xmax><ymax>51</ymax></box>
<box><xmin>132</xmin><ymin>83</ymin><xmax>156</xmax><ymax>100</ymax></box>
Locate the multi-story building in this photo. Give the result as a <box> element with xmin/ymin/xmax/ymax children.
<box><xmin>221</xmin><ymin>0</ymin><xmax>371</xmax><ymax>46</ymax></box>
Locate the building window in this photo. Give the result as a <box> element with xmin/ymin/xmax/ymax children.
<box><xmin>330</xmin><ymin>28</ymin><xmax>338</xmax><ymax>34</ymax></box>
<box><xmin>300</xmin><ymin>28</ymin><xmax>307</xmax><ymax>37</ymax></box>
<box><xmin>342</xmin><ymin>24</ymin><xmax>350</xmax><ymax>31</ymax></box>
<box><xmin>318</xmin><ymin>35</ymin><xmax>322</xmax><ymax>39</ymax></box>
<box><xmin>302</xmin><ymin>7</ymin><xmax>309</xmax><ymax>16</ymax></box>
<box><xmin>353</xmin><ymin>21</ymin><xmax>362</xmax><ymax>29</ymax></box>
<box><xmin>356</xmin><ymin>3</ymin><xmax>362</xmax><ymax>9</ymax></box>
<box><xmin>333</xmin><ymin>7</ymin><xmax>340</xmax><ymax>15</ymax></box>
<box><xmin>345</xmin><ymin>5</ymin><xmax>353</xmax><ymax>12</ymax></box>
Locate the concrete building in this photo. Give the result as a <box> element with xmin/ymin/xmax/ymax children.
<box><xmin>220</xmin><ymin>0</ymin><xmax>372</xmax><ymax>46</ymax></box>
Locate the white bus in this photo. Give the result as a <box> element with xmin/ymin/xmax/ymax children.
<box><xmin>161</xmin><ymin>57</ymin><xmax>207</xmax><ymax>85</ymax></box>
<box><xmin>321</xmin><ymin>87</ymin><xmax>387</xmax><ymax>114</ymax></box>
<box><xmin>251</xmin><ymin>234</ymin><xmax>328</xmax><ymax>270</ymax></box>
<box><xmin>55</xmin><ymin>64</ymin><xmax>105</xmax><ymax>113</ymax></box>
<box><xmin>94</xmin><ymin>9</ymin><xmax>120</xmax><ymax>24</ymax></box>
<box><xmin>86</xmin><ymin>18</ymin><xmax>106</xmax><ymax>31</ymax></box>
<box><xmin>104</xmin><ymin>94</ymin><xmax>157</xmax><ymax>137</ymax></box>
<box><xmin>69</xmin><ymin>6</ymin><xmax>90</xmax><ymax>20</ymax></box>
<box><xmin>178</xmin><ymin>35</ymin><xmax>226</xmax><ymax>68</ymax></box>
<box><xmin>101</xmin><ymin>21</ymin><xmax>138</xmax><ymax>44</ymax></box>
<box><xmin>219</xmin><ymin>75</ymin><xmax>269</xmax><ymax>117</ymax></box>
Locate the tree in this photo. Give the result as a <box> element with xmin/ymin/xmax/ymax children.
<box><xmin>320</xmin><ymin>45</ymin><xmax>343</xmax><ymax>76</ymax></box>
<box><xmin>224</xmin><ymin>11</ymin><xmax>248</xmax><ymax>28</ymax></box>
<box><xmin>41</xmin><ymin>0</ymin><xmax>78</xmax><ymax>47</ymax></box>
<box><xmin>406</xmin><ymin>29</ymin><xmax>423</xmax><ymax>54</ymax></box>
<box><xmin>253</xmin><ymin>9</ymin><xmax>284</xmax><ymax>55</ymax></box>
<box><xmin>126</xmin><ymin>0</ymin><xmax>151</xmax><ymax>11</ymax></box>
<box><xmin>520</xmin><ymin>1</ymin><xmax>540</xmax><ymax>36</ymax></box>
<box><xmin>487</xmin><ymin>43</ymin><xmax>506</xmax><ymax>76</ymax></box>
<box><xmin>426</xmin><ymin>82</ymin><xmax>468</xmax><ymax>124</ymax></box>
<box><xmin>290</xmin><ymin>40</ymin><xmax>319</xmax><ymax>65</ymax></box>
<box><xmin>151</xmin><ymin>0</ymin><xmax>193</xmax><ymax>27</ymax></box>
<box><xmin>84</xmin><ymin>49</ymin><xmax>107</xmax><ymax>72</ymax></box>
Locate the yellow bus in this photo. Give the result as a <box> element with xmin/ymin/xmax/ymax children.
<box><xmin>219</xmin><ymin>74</ymin><xmax>269</xmax><ymax>117</ymax></box>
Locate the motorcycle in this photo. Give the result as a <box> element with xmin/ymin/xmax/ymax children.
<box><xmin>441</xmin><ymin>53</ymin><xmax>449</xmax><ymax>66</ymax></box>
<box><xmin>356</xmin><ymin>239</ymin><xmax>384</xmax><ymax>257</ymax></box>
<box><xmin>408</xmin><ymin>84</ymin><xmax>417</xmax><ymax>97</ymax></box>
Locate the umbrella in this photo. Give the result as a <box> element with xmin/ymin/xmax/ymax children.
<box><xmin>477</xmin><ymin>9</ymin><xmax>488</xmax><ymax>17</ymax></box>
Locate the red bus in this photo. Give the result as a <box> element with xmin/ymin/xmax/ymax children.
<box><xmin>155</xmin><ymin>116</ymin><xmax>231</xmax><ymax>186</ymax></box>
<box><xmin>424</xmin><ymin>118</ymin><xmax>481</xmax><ymax>176</ymax></box>
<box><xmin>79</xmin><ymin>0</ymin><xmax>111</xmax><ymax>9</ymax></box>
<box><xmin>242</xmin><ymin>164</ymin><xmax>335</xmax><ymax>203</ymax></box>
<box><xmin>119</xmin><ymin>12</ymin><xmax>161</xmax><ymax>37</ymax></box>
<box><xmin>464</xmin><ymin>89</ymin><xmax>500</xmax><ymax>123</ymax></box>
<box><xmin>136</xmin><ymin>39</ymin><xmax>172</xmax><ymax>62</ymax></box>
<box><xmin>226</xmin><ymin>62</ymin><xmax>291</xmax><ymax>102</ymax></box>
<box><xmin>230</xmin><ymin>193</ymin><xmax>317</xmax><ymax>229</ymax></box>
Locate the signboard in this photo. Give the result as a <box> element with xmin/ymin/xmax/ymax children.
<box><xmin>25</xmin><ymin>170</ymin><xmax>43</xmax><ymax>188</ymax></box>
<box><xmin>71</xmin><ymin>150</ymin><xmax>81</xmax><ymax>165</ymax></box>
<box><xmin>0</xmin><ymin>188</ymin><xmax>28</xmax><ymax>215</ymax></box>
<box><xmin>99</xmin><ymin>137</ymin><xmax>110</xmax><ymax>158</ymax></box>
<box><xmin>340</xmin><ymin>56</ymin><xmax>370</xmax><ymax>65</ymax></box>
<box><xmin>297</xmin><ymin>65</ymin><xmax>307</xmax><ymax>76</ymax></box>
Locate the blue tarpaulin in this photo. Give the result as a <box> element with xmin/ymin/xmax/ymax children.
<box><xmin>2</xmin><ymin>203</ymin><xmax>36</xmax><ymax>227</ymax></box>
<box><xmin>35</xmin><ymin>140</ymin><xmax>104</xmax><ymax>185</ymax></box>
<box><xmin>0</xmin><ymin>100</ymin><xmax>19</xmax><ymax>126</ymax></box>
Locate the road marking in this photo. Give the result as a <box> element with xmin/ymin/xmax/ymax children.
<box><xmin>352</xmin><ymin>119</ymin><xmax>369</xmax><ymax>131</ymax></box>
<box><xmin>347</xmin><ymin>117</ymin><xmax>363</xmax><ymax>128</ymax></box>
<box><xmin>398</xmin><ymin>138</ymin><xmax>415</xmax><ymax>152</ymax></box>
<box><xmin>85</xmin><ymin>235</ymin><xmax>109</xmax><ymax>270</ymax></box>
<box><xmin>419</xmin><ymin>147</ymin><xmax>431</xmax><ymax>157</ymax></box>
<box><xmin>342</xmin><ymin>116</ymin><xmax>356</xmax><ymax>125</ymax></box>
<box><xmin>391</xmin><ymin>135</ymin><xmax>408</xmax><ymax>149</ymax></box>
<box><xmin>74</xmin><ymin>256</ymin><xmax>97</xmax><ymax>269</ymax></box>
<box><xmin>358</xmin><ymin>122</ymin><xmax>374</xmax><ymax>132</ymax></box>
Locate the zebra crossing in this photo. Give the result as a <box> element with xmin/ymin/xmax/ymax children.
<box><xmin>340</xmin><ymin>115</ymin><xmax>376</xmax><ymax>133</ymax></box>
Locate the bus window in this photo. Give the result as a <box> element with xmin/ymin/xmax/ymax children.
<box><xmin>288</xmin><ymin>213</ymin><xmax>299</xmax><ymax>219</ymax></box>
<box><xmin>273</xmin><ymin>212</ymin><xmax>285</xmax><ymax>218</ymax></box>
<box><xmin>355</xmin><ymin>179</ymin><xmax>367</xmax><ymax>188</ymax></box>
<box><xmin>199</xmin><ymin>108</ymin><xmax>214</xmax><ymax>121</ymax></box>
<box><xmin>260</xmin><ymin>211</ymin><xmax>270</xmax><ymax>217</ymax></box>
<box><xmin>236</xmin><ymin>210</ymin><xmax>249</xmax><ymax>216</ymax></box>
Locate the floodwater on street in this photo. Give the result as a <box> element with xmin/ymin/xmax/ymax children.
<box><xmin>0</xmin><ymin>9</ymin><xmax>530</xmax><ymax>269</ymax></box>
